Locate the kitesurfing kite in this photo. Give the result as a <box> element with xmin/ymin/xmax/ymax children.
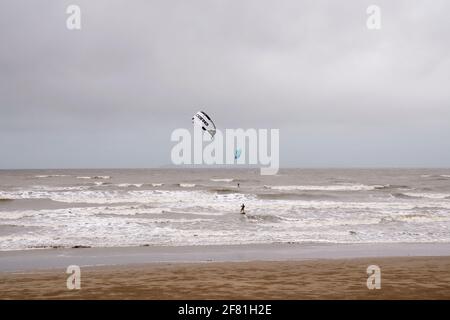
<box><xmin>192</xmin><ymin>110</ymin><xmax>216</xmax><ymax>139</ymax></box>
<box><xmin>234</xmin><ymin>148</ymin><xmax>242</xmax><ymax>160</ymax></box>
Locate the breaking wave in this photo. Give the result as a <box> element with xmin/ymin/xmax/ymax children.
<box><xmin>401</xmin><ymin>192</ymin><xmax>450</xmax><ymax>200</ymax></box>
<box><xmin>178</xmin><ymin>183</ymin><xmax>196</xmax><ymax>188</ymax></box>
<box><xmin>77</xmin><ymin>176</ymin><xmax>111</xmax><ymax>180</ymax></box>
<box><xmin>34</xmin><ymin>175</ymin><xmax>70</xmax><ymax>178</ymax></box>
<box><xmin>116</xmin><ymin>183</ymin><xmax>144</xmax><ymax>188</ymax></box>
<box><xmin>257</xmin><ymin>193</ymin><xmax>337</xmax><ymax>200</ymax></box>
<box><xmin>264</xmin><ymin>184</ymin><xmax>386</xmax><ymax>191</ymax></box>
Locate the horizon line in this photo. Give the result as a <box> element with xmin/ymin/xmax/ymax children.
<box><xmin>1</xmin><ymin>166</ymin><xmax>449</xmax><ymax>171</ymax></box>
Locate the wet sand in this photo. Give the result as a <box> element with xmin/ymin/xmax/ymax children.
<box><xmin>2</xmin><ymin>242</ymin><xmax>450</xmax><ymax>273</ymax></box>
<box><xmin>1</xmin><ymin>256</ymin><xmax>450</xmax><ymax>299</ymax></box>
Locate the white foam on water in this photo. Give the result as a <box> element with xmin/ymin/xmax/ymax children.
<box><xmin>30</xmin><ymin>185</ymin><xmax>91</xmax><ymax>191</ymax></box>
<box><xmin>2</xmin><ymin>176</ymin><xmax>450</xmax><ymax>250</ymax></box>
<box><xmin>34</xmin><ymin>175</ymin><xmax>70</xmax><ymax>178</ymax></box>
<box><xmin>0</xmin><ymin>189</ymin><xmax>255</xmax><ymax>207</ymax></box>
<box><xmin>1</xmin><ymin>198</ymin><xmax>450</xmax><ymax>250</ymax></box>
<box><xmin>116</xmin><ymin>183</ymin><xmax>143</xmax><ymax>188</ymax></box>
<box><xmin>76</xmin><ymin>176</ymin><xmax>111</xmax><ymax>180</ymax></box>
<box><xmin>210</xmin><ymin>178</ymin><xmax>234</xmax><ymax>182</ymax></box>
<box><xmin>264</xmin><ymin>184</ymin><xmax>382</xmax><ymax>191</ymax></box>
<box><xmin>2</xmin><ymin>188</ymin><xmax>450</xmax><ymax>211</ymax></box>
<box><xmin>179</xmin><ymin>183</ymin><xmax>196</xmax><ymax>188</ymax></box>
<box><xmin>403</xmin><ymin>192</ymin><xmax>450</xmax><ymax>199</ymax></box>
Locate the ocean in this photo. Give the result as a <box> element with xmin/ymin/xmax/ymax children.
<box><xmin>0</xmin><ymin>168</ymin><xmax>449</xmax><ymax>251</ymax></box>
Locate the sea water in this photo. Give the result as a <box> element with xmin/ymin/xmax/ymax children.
<box><xmin>0</xmin><ymin>168</ymin><xmax>449</xmax><ymax>250</ymax></box>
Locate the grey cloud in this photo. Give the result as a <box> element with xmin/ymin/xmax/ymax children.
<box><xmin>0</xmin><ymin>0</ymin><xmax>449</xmax><ymax>168</ymax></box>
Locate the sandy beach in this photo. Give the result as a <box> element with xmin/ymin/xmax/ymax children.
<box><xmin>1</xmin><ymin>244</ymin><xmax>450</xmax><ymax>299</ymax></box>
<box><xmin>1</xmin><ymin>256</ymin><xmax>450</xmax><ymax>299</ymax></box>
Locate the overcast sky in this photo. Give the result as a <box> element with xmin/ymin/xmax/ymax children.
<box><xmin>0</xmin><ymin>0</ymin><xmax>449</xmax><ymax>169</ymax></box>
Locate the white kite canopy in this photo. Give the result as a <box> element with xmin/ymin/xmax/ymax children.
<box><xmin>192</xmin><ymin>110</ymin><xmax>217</xmax><ymax>138</ymax></box>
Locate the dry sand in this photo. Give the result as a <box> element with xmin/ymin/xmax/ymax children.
<box><xmin>1</xmin><ymin>256</ymin><xmax>449</xmax><ymax>299</ymax></box>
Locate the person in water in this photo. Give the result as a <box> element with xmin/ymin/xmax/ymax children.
<box><xmin>237</xmin><ymin>183</ymin><xmax>240</xmax><ymax>188</ymax></box>
<box><xmin>240</xmin><ymin>203</ymin><xmax>245</xmax><ymax>214</ymax></box>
